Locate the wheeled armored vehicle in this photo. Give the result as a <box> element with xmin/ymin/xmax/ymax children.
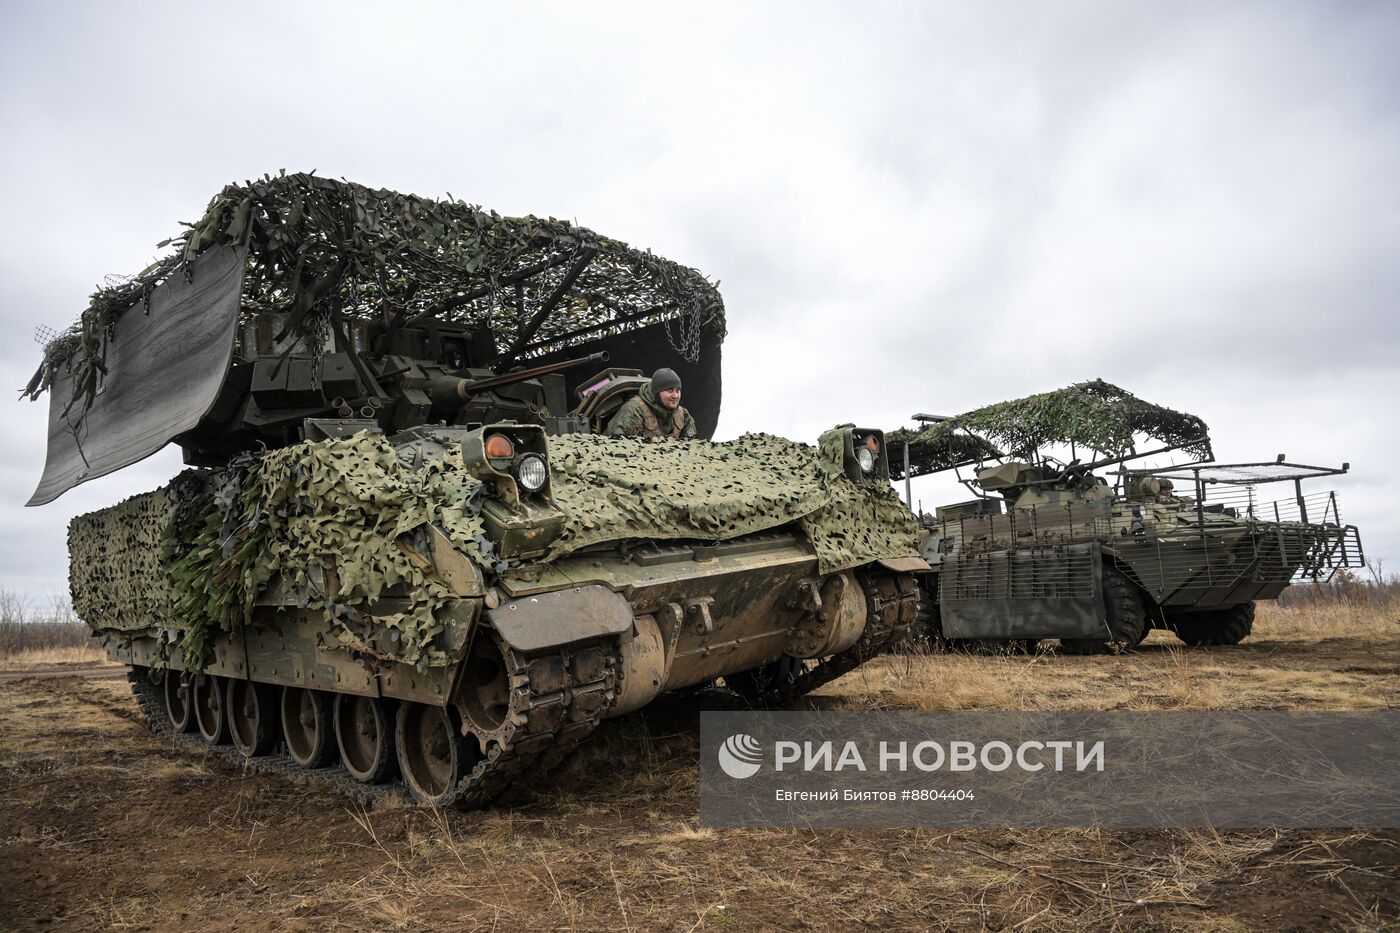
<box><xmin>25</xmin><ymin>174</ymin><xmax>924</xmax><ymax>806</ymax></box>
<box><xmin>889</xmin><ymin>381</ymin><xmax>1363</xmax><ymax>654</ymax></box>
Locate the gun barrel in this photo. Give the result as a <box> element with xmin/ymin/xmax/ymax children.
<box><xmin>432</xmin><ymin>351</ymin><xmax>610</xmax><ymax>410</ymax></box>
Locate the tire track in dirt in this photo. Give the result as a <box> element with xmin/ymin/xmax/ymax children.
<box><xmin>0</xmin><ymin>665</ymin><xmax>127</xmax><ymax>684</ymax></box>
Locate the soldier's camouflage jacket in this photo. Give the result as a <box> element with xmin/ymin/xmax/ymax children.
<box><xmin>604</xmin><ymin>382</ymin><xmax>698</xmax><ymax>439</ymax></box>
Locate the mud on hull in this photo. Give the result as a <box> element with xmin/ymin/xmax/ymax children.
<box><xmin>111</xmin><ymin>538</ymin><xmax>918</xmax><ymax>807</ymax></box>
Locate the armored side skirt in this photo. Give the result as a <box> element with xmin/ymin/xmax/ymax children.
<box><xmin>103</xmin><ymin>531</ymin><xmax>883</xmax><ymax>712</ymax></box>
<box><xmin>938</xmin><ymin>543</ymin><xmax>1107</xmax><ymax>640</ymax></box>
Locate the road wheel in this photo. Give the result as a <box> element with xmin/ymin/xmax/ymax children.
<box><xmin>227</xmin><ymin>679</ymin><xmax>276</xmax><ymax>758</ymax></box>
<box><xmin>164</xmin><ymin>671</ymin><xmax>195</xmax><ymax>733</ymax></box>
<box><xmin>281</xmin><ymin>686</ymin><xmax>336</xmax><ymax>768</ymax></box>
<box><xmin>193</xmin><ymin>675</ymin><xmax>230</xmax><ymax>745</ymax></box>
<box><xmin>1169</xmin><ymin>602</ymin><xmax>1256</xmax><ymax>647</ymax></box>
<box><xmin>1059</xmin><ymin>568</ymin><xmax>1148</xmax><ymax>655</ymax></box>
<box><xmin>335</xmin><ymin>694</ymin><xmax>397</xmax><ymax>784</ymax></box>
<box><xmin>396</xmin><ymin>702</ymin><xmax>473</xmax><ymax>806</ymax></box>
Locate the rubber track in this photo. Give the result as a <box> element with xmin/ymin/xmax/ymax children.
<box><xmin>126</xmin><ymin>636</ymin><xmax>619</xmax><ymax>809</ymax></box>
<box><xmin>747</xmin><ymin>571</ymin><xmax>920</xmax><ymax>705</ymax></box>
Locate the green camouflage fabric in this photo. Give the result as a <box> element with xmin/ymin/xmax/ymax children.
<box><xmin>69</xmin><ymin>431</ymin><xmax>920</xmax><ymax>670</ymax></box>
<box><xmin>68</xmin><ymin>485</ymin><xmax>185</xmax><ymax>634</ymax></box>
<box><xmin>25</xmin><ymin>172</ymin><xmax>725</xmax><ymax>417</ymax></box>
<box><xmin>603</xmin><ymin>383</ymin><xmax>698</xmax><ymax>438</ymax></box>
<box><xmin>547</xmin><ymin>432</ymin><xmax>918</xmax><ymax>570</ymax></box>
<box><xmin>889</xmin><ymin>379</ymin><xmax>1211</xmax><ymax>478</ymax></box>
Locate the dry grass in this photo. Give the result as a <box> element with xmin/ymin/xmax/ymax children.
<box><xmin>1256</xmin><ymin>600</ymin><xmax>1400</xmax><ymax>641</ymax></box>
<box><xmin>0</xmin><ymin>588</ymin><xmax>99</xmax><ymax>665</ymax></box>
<box><xmin>0</xmin><ymin>644</ymin><xmax>111</xmax><ymax>670</ymax></box>
<box><xmin>824</xmin><ymin>602</ymin><xmax>1400</xmax><ymax>714</ymax></box>
<box><xmin>0</xmin><ymin>602</ymin><xmax>1396</xmax><ymax>931</ymax></box>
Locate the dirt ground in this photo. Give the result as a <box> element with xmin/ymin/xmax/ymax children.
<box><xmin>1</xmin><ymin>608</ymin><xmax>1397</xmax><ymax>932</ymax></box>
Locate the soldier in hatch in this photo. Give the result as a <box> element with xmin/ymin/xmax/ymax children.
<box><xmin>1157</xmin><ymin>478</ymin><xmax>1192</xmax><ymax>505</ymax></box>
<box><xmin>606</xmin><ymin>368</ymin><xmax>698</xmax><ymax>439</ymax></box>
<box><xmin>1129</xmin><ymin>476</ymin><xmax>1161</xmax><ymax>501</ymax></box>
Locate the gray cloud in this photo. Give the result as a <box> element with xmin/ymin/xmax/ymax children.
<box><xmin>2</xmin><ymin>0</ymin><xmax>1396</xmax><ymax>600</ymax></box>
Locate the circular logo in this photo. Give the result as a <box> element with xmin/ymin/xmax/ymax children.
<box><xmin>717</xmin><ymin>733</ymin><xmax>763</xmax><ymax>779</ymax></box>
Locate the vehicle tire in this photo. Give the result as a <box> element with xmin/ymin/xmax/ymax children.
<box><xmin>335</xmin><ymin>693</ymin><xmax>398</xmax><ymax>784</ymax></box>
<box><xmin>281</xmin><ymin>686</ymin><xmax>337</xmax><ymax>768</ymax></box>
<box><xmin>1059</xmin><ymin>568</ymin><xmax>1148</xmax><ymax>655</ymax></box>
<box><xmin>396</xmin><ymin>702</ymin><xmax>471</xmax><ymax>807</ymax></box>
<box><xmin>164</xmin><ymin>671</ymin><xmax>196</xmax><ymax>733</ymax></box>
<box><xmin>227</xmin><ymin>678</ymin><xmax>277</xmax><ymax>758</ymax></box>
<box><xmin>1168</xmin><ymin>602</ymin><xmax>1255</xmax><ymax>647</ymax></box>
<box><xmin>193</xmin><ymin>675</ymin><xmax>230</xmax><ymax>745</ymax></box>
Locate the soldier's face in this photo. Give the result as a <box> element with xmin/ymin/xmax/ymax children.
<box><xmin>659</xmin><ymin>387</ymin><xmax>682</xmax><ymax>409</ymax></box>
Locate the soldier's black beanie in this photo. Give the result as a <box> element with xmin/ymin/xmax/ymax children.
<box><xmin>651</xmin><ymin>368</ymin><xmax>681</xmax><ymax>393</ymax></box>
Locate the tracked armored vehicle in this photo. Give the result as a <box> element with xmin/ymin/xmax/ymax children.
<box><xmin>25</xmin><ymin>175</ymin><xmax>924</xmax><ymax>806</ymax></box>
<box><xmin>889</xmin><ymin>381</ymin><xmax>1362</xmax><ymax>654</ymax></box>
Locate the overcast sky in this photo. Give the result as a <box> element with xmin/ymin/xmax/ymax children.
<box><xmin>2</xmin><ymin>1</ymin><xmax>1396</xmax><ymax>607</ymax></box>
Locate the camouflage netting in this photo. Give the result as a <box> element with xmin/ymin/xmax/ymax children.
<box><xmin>70</xmin><ymin>432</ymin><xmax>920</xmax><ymax>670</ymax></box>
<box><xmin>890</xmin><ymin>379</ymin><xmax>1211</xmax><ymax>478</ymax></box>
<box><xmin>885</xmin><ymin>428</ymin><xmax>1001</xmax><ymax>480</ymax></box>
<box><xmin>546</xmin><ymin>433</ymin><xmax>920</xmax><ymax>572</ymax></box>
<box><xmin>68</xmin><ymin>484</ymin><xmax>186</xmax><ymax>634</ymax></box>
<box><xmin>25</xmin><ymin>172</ymin><xmax>725</xmax><ymax>416</ymax></box>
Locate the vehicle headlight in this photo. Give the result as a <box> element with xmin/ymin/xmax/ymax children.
<box><xmin>516</xmin><ymin>454</ymin><xmax>549</xmax><ymax>492</ymax></box>
<box><xmin>855</xmin><ymin>447</ymin><xmax>875</xmax><ymax>474</ymax></box>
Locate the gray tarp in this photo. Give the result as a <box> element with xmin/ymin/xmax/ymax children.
<box><xmin>28</xmin><ymin>246</ymin><xmax>245</xmax><ymax>506</ymax></box>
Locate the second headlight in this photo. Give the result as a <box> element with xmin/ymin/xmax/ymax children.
<box><xmin>516</xmin><ymin>453</ymin><xmax>549</xmax><ymax>492</ymax></box>
<box><xmin>855</xmin><ymin>447</ymin><xmax>875</xmax><ymax>474</ymax></box>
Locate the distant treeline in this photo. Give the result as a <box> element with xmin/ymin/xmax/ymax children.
<box><xmin>0</xmin><ymin>589</ymin><xmax>92</xmax><ymax>656</ymax></box>
<box><xmin>1277</xmin><ymin>563</ymin><xmax>1399</xmax><ymax>608</ymax></box>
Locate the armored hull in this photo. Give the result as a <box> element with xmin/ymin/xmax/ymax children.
<box><xmin>888</xmin><ymin>381</ymin><xmax>1362</xmax><ymax>654</ymax></box>
<box><xmin>30</xmin><ymin>175</ymin><xmax>925</xmax><ymax>805</ymax></box>
<box><xmin>78</xmin><ymin>428</ymin><xmax>921</xmax><ymax>805</ymax></box>
<box><xmin>927</xmin><ymin>484</ymin><xmax>1360</xmax><ymax>652</ymax></box>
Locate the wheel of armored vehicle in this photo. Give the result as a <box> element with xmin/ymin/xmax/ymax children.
<box><xmin>193</xmin><ymin>675</ymin><xmax>230</xmax><ymax>745</ymax></box>
<box><xmin>396</xmin><ymin>703</ymin><xmax>473</xmax><ymax>806</ymax></box>
<box><xmin>281</xmin><ymin>687</ymin><xmax>337</xmax><ymax>768</ymax></box>
<box><xmin>1058</xmin><ymin>568</ymin><xmax>1148</xmax><ymax>656</ymax></box>
<box><xmin>163</xmin><ymin>671</ymin><xmax>195</xmax><ymax>733</ymax></box>
<box><xmin>335</xmin><ymin>694</ymin><xmax>398</xmax><ymax>784</ymax></box>
<box><xmin>456</xmin><ymin>633</ymin><xmax>516</xmax><ymax>745</ymax></box>
<box><xmin>227</xmin><ymin>679</ymin><xmax>277</xmax><ymax>758</ymax></box>
<box><xmin>1167</xmin><ymin>602</ymin><xmax>1255</xmax><ymax>647</ymax></box>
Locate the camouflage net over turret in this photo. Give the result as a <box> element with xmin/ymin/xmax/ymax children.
<box><xmin>25</xmin><ymin>172</ymin><xmax>725</xmax><ymax>415</ymax></box>
<box><xmin>889</xmin><ymin>379</ymin><xmax>1210</xmax><ymax>478</ymax></box>
<box><xmin>69</xmin><ymin>432</ymin><xmax>920</xmax><ymax>671</ymax></box>
<box><xmin>885</xmin><ymin>429</ymin><xmax>1002</xmax><ymax>480</ymax></box>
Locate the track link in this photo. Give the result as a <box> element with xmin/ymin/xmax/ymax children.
<box><xmin>453</xmin><ymin>637</ymin><xmax>618</xmax><ymax>808</ymax></box>
<box><xmin>126</xmin><ymin>636</ymin><xmax>619</xmax><ymax>809</ymax></box>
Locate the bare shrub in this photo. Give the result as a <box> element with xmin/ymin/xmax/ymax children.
<box><xmin>1277</xmin><ymin>561</ymin><xmax>1399</xmax><ymax>609</ymax></box>
<box><xmin>0</xmin><ymin>589</ymin><xmax>96</xmax><ymax>659</ymax></box>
